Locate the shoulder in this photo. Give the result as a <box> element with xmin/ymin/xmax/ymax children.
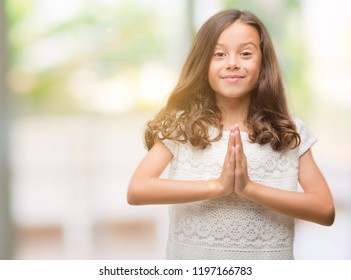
<box><xmin>161</xmin><ymin>139</ymin><xmax>180</xmax><ymax>156</ymax></box>
<box><xmin>292</xmin><ymin>116</ymin><xmax>308</xmax><ymax>131</ymax></box>
<box><xmin>292</xmin><ymin>116</ymin><xmax>315</xmax><ymax>137</ymax></box>
<box><xmin>292</xmin><ymin>116</ymin><xmax>318</xmax><ymax>156</ymax></box>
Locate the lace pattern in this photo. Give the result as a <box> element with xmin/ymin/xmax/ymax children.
<box><xmin>163</xmin><ymin>117</ymin><xmax>317</xmax><ymax>260</ymax></box>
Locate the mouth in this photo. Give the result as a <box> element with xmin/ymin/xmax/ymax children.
<box><xmin>222</xmin><ymin>75</ymin><xmax>245</xmax><ymax>81</ymax></box>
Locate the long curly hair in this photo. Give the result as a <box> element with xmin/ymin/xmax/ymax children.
<box><xmin>144</xmin><ymin>9</ymin><xmax>300</xmax><ymax>151</ymax></box>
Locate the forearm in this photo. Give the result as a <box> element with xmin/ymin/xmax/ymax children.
<box><xmin>128</xmin><ymin>133</ymin><xmax>236</xmax><ymax>205</ymax></box>
<box><xmin>127</xmin><ymin>177</ymin><xmax>224</xmax><ymax>205</ymax></box>
<box><xmin>241</xmin><ymin>181</ymin><xmax>335</xmax><ymax>226</ymax></box>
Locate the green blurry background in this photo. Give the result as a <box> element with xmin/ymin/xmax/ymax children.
<box><xmin>0</xmin><ymin>0</ymin><xmax>350</xmax><ymax>259</ymax></box>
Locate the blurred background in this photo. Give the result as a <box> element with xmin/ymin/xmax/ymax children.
<box><xmin>0</xmin><ymin>0</ymin><xmax>350</xmax><ymax>259</ymax></box>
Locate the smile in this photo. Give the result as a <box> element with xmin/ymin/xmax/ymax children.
<box><xmin>222</xmin><ymin>75</ymin><xmax>244</xmax><ymax>81</ymax></box>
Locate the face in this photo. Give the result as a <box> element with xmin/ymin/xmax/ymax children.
<box><xmin>208</xmin><ymin>21</ymin><xmax>262</xmax><ymax>106</ymax></box>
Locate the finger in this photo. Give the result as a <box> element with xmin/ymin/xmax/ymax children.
<box><xmin>229</xmin><ymin>146</ymin><xmax>235</xmax><ymax>170</ymax></box>
<box><xmin>227</xmin><ymin>146</ymin><xmax>236</xmax><ymax>191</ymax></box>
<box><xmin>223</xmin><ymin>146</ymin><xmax>235</xmax><ymax>180</ymax></box>
<box><xmin>234</xmin><ymin>125</ymin><xmax>243</xmax><ymax>149</ymax></box>
<box><xmin>235</xmin><ymin>143</ymin><xmax>247</xmax><ymax>171</ymax></box>
<box><xmin>235</xmin><ymin>144</ymin><xmax>241</xmax><ymax>162</ymax></box>
<box><xmin>227</xmin><ymin>127</ymin><xmax>235</xmax><ymax>155</ymax></box>
<box><xmin>234</xmin><ymin>144</ymin><xmax>248</xmax><ymax>193</ymax></box>
<box><xmin>231</xmin><ymin>129</ymin><xmax>236</xmax><ymax>171</ymax></box>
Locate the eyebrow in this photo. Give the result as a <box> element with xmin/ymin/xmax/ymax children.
<box><xmin>216</xmin><ymin>41</ymin><xmax>258</xmax><ymax>49</ymax></box>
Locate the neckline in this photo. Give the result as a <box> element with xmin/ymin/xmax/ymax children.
<box><xmin>209</xmin><ymin>126</ymin><xmax>249</xmax><ymax>138</ymax></box>
<box><xmin>222</xmin><ymin>129</ymin><xmax>249</xmax><ymax>134</ymax></box>
<box><xmin>221</xmin><ymin>130</ymin><xmax>249</xmax><ymax>140</ymax></box>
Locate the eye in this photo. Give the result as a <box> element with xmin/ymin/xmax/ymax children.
<box><xmin>213</xmin><ymin>51</ymin><xmax>226</xmax><ymax>57</ymax></box>
<box><xmin>240</xmin><ymin>51</ymin><xmax>252</xmax><ymax>57</ymax></box>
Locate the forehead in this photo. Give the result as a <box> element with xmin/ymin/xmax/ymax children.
<box><xmin>217</xmin><ymin>21</ymin><xmax>260</xmax><ymax>47</ymax></box>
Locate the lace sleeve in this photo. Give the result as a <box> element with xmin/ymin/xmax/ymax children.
<box><xmin>294</xmin><ymin>117</ymin><xmax>317</xmax><ymax>156</ymax></box>
<box><xmin>162</xmin><ymin>139</ymin><xmax>179</xmax><ymax>156</ymax></box>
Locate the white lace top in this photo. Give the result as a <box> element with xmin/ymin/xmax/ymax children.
<box><xmin>162</xmin><ymin>117</ymin><xmax>317</xmax><ymax>260</ymax></box>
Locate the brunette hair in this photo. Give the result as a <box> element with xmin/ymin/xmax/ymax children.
<box><xmin>144</xmin><ymin>9</ymin><xmax>300</xmax><ymax>151</ymax></box>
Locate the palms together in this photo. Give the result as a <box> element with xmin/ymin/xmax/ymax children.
<box><xmin>218</xmin><ymin>125</ymin><xmax>250</xmax><ymax>196</ymax></box>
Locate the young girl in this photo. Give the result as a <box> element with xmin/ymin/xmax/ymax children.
<box><xmin>127</xmin><ymin>9</ymin><xmax>335</xmax><ymax>260</ymax></box>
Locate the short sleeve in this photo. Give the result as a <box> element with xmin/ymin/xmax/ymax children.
<box><xmin>294</xmin><ymin>117</ymin><xmax>317</xmax><ymax>156</ymax></box>
<box><xmin>162</xmin><ymin>139</ymin><xmax>179</xmax><ymax>156</ymax></box>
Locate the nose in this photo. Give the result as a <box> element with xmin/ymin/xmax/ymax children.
<box><xmin>226</xmin><ymin>55</ymin><xmax>240</xmax><ymax>70</ymax></box>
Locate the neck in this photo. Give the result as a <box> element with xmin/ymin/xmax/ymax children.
<box><xmin>216</xmin><ymin>96</ymin><xmax>250</xmax><ymax>131</ymax></box>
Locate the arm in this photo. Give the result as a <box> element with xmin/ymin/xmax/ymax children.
<box><xmin>127</xmin><ymin>133</ymin><xmax>236</xmax><ymax>205</ymax></box>
<box><xmin>233</xmin><ymin>126</ymin><xmax>335</xmax><ymax>226</ymax></box>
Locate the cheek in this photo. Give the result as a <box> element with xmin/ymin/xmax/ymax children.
<box><xmin>207</xmin><ymin>75</ymin><xmax>216</xmax><ymax>91</ymax></box>
<box><xmin>247</xmin><ymin>61</ymin><xmax>261</xmax><ymax>81</ymax></box>
<box><xmin>207</xmin><ymin>64</ymin><xmax>218</xmax><ymax>83</ymax></box>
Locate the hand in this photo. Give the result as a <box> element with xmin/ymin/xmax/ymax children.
<box><xmin>233</xmin><ymin>125</ymin><xmax>251</xmax><ymax>196</ymax></box>
<box><xmin>216</xmin><ymin>127</ymin><xmax>236</xmax><ymax>196</ymax></box>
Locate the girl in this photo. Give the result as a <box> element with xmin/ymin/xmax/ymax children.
<box><xmin>127</xmin><ymin>9</ymin><xmax>335</xmax><ymax>259</ymax></box>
